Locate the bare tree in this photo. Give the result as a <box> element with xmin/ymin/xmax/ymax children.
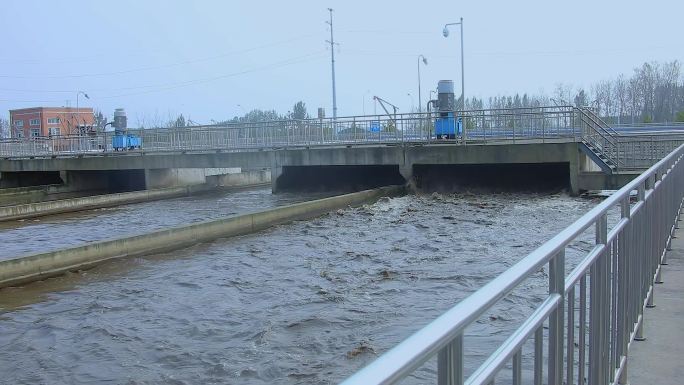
<box><xmin>0</xmin><ymin>117</ymin><xmax>10</xmax><ymax>138</ymax></box>
<box><xmin>613</xmin><ymin>75</ymin><xmax>628</xmax><ymax>124</ymax></box>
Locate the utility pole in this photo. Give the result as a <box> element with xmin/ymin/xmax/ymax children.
<box><xmin>326</xmin><ymin>8</ymin><xmax>338</xmax><ymax>120</ymax></box>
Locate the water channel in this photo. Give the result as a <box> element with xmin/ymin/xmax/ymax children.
<box><xmin>0</xmin><ymin>190</ymin><xmax>610</xmax><ymax>384</ymax></box>
<box><xmin>0</xmin><ymin>187</ymin><xmax>331</xmax><ymax>258</ymax></box>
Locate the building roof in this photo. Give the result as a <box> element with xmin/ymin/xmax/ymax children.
<box><xmin>9</xmin><ymin>106</ymin><xmax>93</xmax><ymax>113</ymax></box>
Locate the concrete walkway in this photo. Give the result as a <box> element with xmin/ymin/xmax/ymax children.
<box><xmin>627</xmin><ymin>227</ymin><xmax>684</xmax><ymax>384</ymax></box>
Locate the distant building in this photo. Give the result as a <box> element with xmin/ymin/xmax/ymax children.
<box><xmin>9</xmin><ymin>107</ymin><xmax>94</xmax><ymax>138</ymax></box>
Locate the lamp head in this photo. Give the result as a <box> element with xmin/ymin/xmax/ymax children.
<box><xmin>422</xmin><ymin>57</ymin><xmax>428</xmax><ymax>65</ymax></box>
<box><xmin>442</xmin><ymin>26</ymin><xmax>449</xmax><ymax>37</ymax></box>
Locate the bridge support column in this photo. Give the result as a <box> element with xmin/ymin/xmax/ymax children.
<box><xmin>271</xmin><ymin>167</ymin><xmax>283</xmax><ymax>193</ymax></box>
<box><xmin>569</xmin><ymin>153</ymin><xmax>580</xmax><ymax>195</ymax></box>
<box><xmin>399</xmin><ymin>165</ymin><xmax>415</xmax><ymax>191</ymax></box>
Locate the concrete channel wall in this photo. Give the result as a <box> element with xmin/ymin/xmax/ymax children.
<box><xmin>0</xmin><ymin>184</ymin><xmax>104</xmax><ymax>207</ymax></box>
<box><xmin>0</xmin><ymin>186</ymin><xmax>202</xmax><ymax>222</ymax></box>
<box><xmin>0</xmin><ymin>169</ymin><xmax>272</xmax><ymax>222</ymax></box>
<box><xmin>0</xmin><ymin>186</ymin><xmax>404</xmax><ymax>288</ymax></box>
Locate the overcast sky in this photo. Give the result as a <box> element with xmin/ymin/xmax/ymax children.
<box><xmin>1</xmin><ymin>0</ymin><xmax>682</xmax><ymax>124</ymax></box>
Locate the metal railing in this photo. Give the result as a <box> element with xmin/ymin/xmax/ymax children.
<box><xmin>2</xmin><ymin>106</ymin><xmax>683</xmax><ymax>173</ymax></box>
<box><xmin>340</xmin><ymin>144</ymin><xmax>684</xmax><ymax>385</ymax></box>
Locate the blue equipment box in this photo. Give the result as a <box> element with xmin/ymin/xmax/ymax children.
<box><xmin>435</xmin><ymin>113</ymin><xmax>462</xmax><ymax>138</ymax></box>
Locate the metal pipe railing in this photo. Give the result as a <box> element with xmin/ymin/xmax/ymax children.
<box><xmin>340</xmin><ymin>144</ymin><xmax>684</xmax><ymax>385</ymax></box>
<box><xmin>1</xmin><ymin>107</ymin><xmax>683</xmax><ymax>173</ymax></box>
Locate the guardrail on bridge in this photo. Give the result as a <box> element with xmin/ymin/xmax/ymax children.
<box><xmin>339</xmin><ymin>144</ymin><xmax>684</xmax><ymax>384</ymax></box>
<box><xmin>1</xmin><ymin>106</ymin><xmax>683</xmax><ymax>172</ymax></box>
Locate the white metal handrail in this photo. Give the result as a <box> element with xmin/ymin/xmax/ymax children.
<box><xmin>1</xmin><ymin>107</ymin><xmax>683</xmax><ymax>173</ymax></box>
<box><xmin>340</xmin><ymin>144</ymin><xmax>684</xmax><ymax>385</ymax></box>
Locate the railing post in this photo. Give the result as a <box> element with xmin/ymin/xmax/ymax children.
<box><xmin>589</xmin><ymin>214</ymin><xmax>609</xmax><ymax>385</ymax></box>
<box><xmin>549</xmin><ymin>249</ymin><xmax>565</xmax><ymax>385</ymax></box>
<box><xmin>578</xmin><ymin>275</ymin><xmax>587</xmax><ymax>385</ymax></box>
<box><xmin>438</xmin><ymin>334</ymin><xmax>463</xmax><ymax>385</ymax></box>
<box><xmin>513</xmin><ymin>350</ymin><xmax>522</xmax><ymax>385</ymax></box>
<box><xmin>617</xmin><ymin>196</ymin><xmax>630</xmax><ymax>384</ymax></box>
<box><xmin>534</xmin><ymin>326</ymin><xmax>543</xmax><ymax>385</ymax></box>
<box><xmin>566</xmin><ymin>286</ymin><xmax>575</xmax><ymax>385</ymax></box>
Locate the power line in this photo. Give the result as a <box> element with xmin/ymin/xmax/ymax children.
<box><xmin>343</xmin><ymin>29</ymin><xmax>433</xmax><ymax>35</ymax></box>
<box><xmin>0</xmin><ymin>33</ymin><xmax>317</xmax><ymax>80</ymax></box>
<box><xmin>0</xmin><ymin>51</ymin><xmax>326</xmax><ymax>103</ymax></box>
<box><xmin>90</xmin><ymin>51</ymin><xmax>327</xmax><ymax>100</ymax></box>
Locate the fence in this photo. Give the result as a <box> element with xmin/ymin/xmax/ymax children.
<box><xmin>1</xmin><ymin>106</ymin><xmax>683</xmax><ymax>172</ymax></box>
<box><xmin>340</xmin><ymin>144</ymin><xmax>684</xmax><ymax>385</ymax></box>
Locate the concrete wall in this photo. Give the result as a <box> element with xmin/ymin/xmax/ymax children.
<box><xmin>145</xmin><ymin>167</ymin><xmax>245</xmax><ymax>189</ymax></box>
<box><xmin>0</xmin><ymin>186</ymin><xmax>200</xmax><ymax>222</ymax></box>
<box><xmin>0</xmin><ymin>169</ymin><xmax>272</xmax><ymax>222</ymax></box>
<box><xmin>577</xmin><ymin>172</ymin><xmax>639</xmax><ymax>191</ymax></box>
<box><xmin>0</xmin><ymin>184</ymin><xmax>101</xmax><ymax>206</ymax></box>
<box><xmin>579</xmin><ymin>153</ymin><xmax>603</xmax><ymax>172</ymax></box>
<box><xmin>271</xmin><ymin>142</ymin><xmax>582</xmax><ymax>193</ymax></box>
<box><xmin>213</xmin><ymin>169</ymin><xmax>270</xmax><ymax>187</ymax></box>
<box><xmin>3</xmin><ymin>141</ymin><xmax>635</xmax><ymax>194</ymax></box>
<box><xmin>0</xmin><ymin>150</ymin><xmax>275</xmax><ymax>172</ymax></box>
<box><xmin>0</xmin><ymin>186</ymin><xmax>404</xmax><ymax>288</ymax></box>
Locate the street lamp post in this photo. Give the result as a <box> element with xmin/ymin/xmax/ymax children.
<box><xmin>417</xmin><ymin>55</ymin><xmax>428</xmax><ymax>113</ymax></box>
<box><xmin>443</xmin><ymin>18</ymin><xmax>465</xmax><ymax>111</ymax></box>
<box><xmin>407</xmin><ymin>93</ymin><xmax>415</xmax><ymax>113</ymax></box>
<box><xmin>75</xmin><ymin>91</ymin><xmax>89</xmax><ymax>133</ymax></box>
<box><xmin>363</xmin><ymin>90</ymin><xmax>371</xmax><ymax>116</ymax></box>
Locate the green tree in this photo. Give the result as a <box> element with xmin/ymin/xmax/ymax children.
<box><xmin>235</xmin><ymin>109</ymin><xmax>282</xmax><ymax>123</ymax></box>
<box><xmin>174</xmin><ymin>114</ymin><xmax>186</xmax><ymax>128</ymax></box>
<box><xmin>675</xmin><ymin>111</ymin><xmax>684</xmax><ymax>122</ymax></box>
<box><xmin>292</xmin><ymin>101</ymin><xmax>308</xmax><ymax>120</ymax></box>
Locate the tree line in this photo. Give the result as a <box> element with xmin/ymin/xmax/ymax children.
<box><xmin>464</xmin><ymin>60</ymin><xmax>684</xmax><ymax>124</ymax></box>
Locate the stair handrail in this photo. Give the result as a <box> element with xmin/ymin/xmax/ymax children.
<box><xmin>574</xmin><ymin>108</ymin><xmax>621</xmax><ymax>169</ymax></box>
<box><xmin>577</xmin><ymin>107</ymin><xmax>620</xmax><ymax>137</ymax></box>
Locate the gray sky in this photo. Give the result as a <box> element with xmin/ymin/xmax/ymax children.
<box><xmin>1</xmin><ymin>0</ymin><xmax>682</xmax><ymax>124</ymax></box>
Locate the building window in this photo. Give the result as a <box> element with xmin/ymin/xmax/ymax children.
<box><xmin>30</xmin><ymin>128</ymin><xmax>41</xmax><ymax>137</ymax></box>
<box><xmin>14</xmin><ymin>120</ymin><xmax>23</xmax><ymax>127</ymax></box>
<box><xmin>15</xmin><ymin>130</ymin><xmax>24</xmax><ymax>138</ymax></box>
<box><xmin>30</xmin><ymin>119</ymin><xmax>40</xmax><ymax>126</ymax></box>
<box><xmin>47</xmin><ymin>117</ymin><xmax>60</xmax><ymax>124</ymax></box>
<box><xmin>48</xmin><ymin>127</ymin><xmax>61</xmax><ymax>136</ymax></box>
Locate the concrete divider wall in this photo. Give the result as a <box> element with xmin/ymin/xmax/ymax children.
<box><xmin>0</xmin><ymin>186</ymin><xmax>404</xmax><ymax>288</ymax></box>
<box><xmin>0</xmin><ymin>169</ymin><xmax>273</xmax><ymax>222</ymax></box>
<box><xmin>0</xmin><ymin>183</ymin><xmax>98</xmax><ymax>206</ymax></box>
<box><xmin>0</xmin><ymin>186</ymin><xmax>198</xmax><ymax>222</ymax></box>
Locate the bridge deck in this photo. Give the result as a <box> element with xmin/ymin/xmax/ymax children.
<box><xmin>628</xmin><ymin>226</ymin><xmax>684</xmax><ymax>384</ymax></box>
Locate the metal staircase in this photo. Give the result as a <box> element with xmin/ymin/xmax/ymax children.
<box><xmin>575</xmin><ymin>107</ymin><xmax>620</xmax><ymax>173</ymax></box>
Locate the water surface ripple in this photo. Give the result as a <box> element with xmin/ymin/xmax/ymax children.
<box><xmin>0</xmin><ymin>192</ymin><xmax>606</xmax><ymax>384</ymax></box>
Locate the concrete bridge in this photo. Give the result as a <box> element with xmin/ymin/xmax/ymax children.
<box><xmin>0</xmin><ymin>106</ymin><xmax>682</xmax><ymax>194</ymax></box>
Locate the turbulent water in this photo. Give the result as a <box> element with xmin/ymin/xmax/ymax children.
<box><xmin>0</xmin><ymin>192</ymin><xmax>605</xmax><ymax>384</ymax></box>
<box><xmin>0</xmin><ymin>188</ymin><xmax>331</xmax><ymax>258</ymax></box>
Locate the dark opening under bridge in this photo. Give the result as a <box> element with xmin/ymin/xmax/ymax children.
<box><xmin>1</xmin><ymin>106</ymin><xmax>683</xmax><ymax>194</ymax></box>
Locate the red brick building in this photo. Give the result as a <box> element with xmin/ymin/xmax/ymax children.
<box><xmin>9</xmin><ymin>107</ymin><xmax>94</xmax><ymax>138</ymax></box>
